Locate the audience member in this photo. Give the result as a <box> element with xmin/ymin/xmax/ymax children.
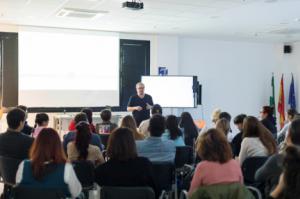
<box><xmin>268</xmin><ymin>146</ymin><xmax>300</xmax><ymax>199</ymax></box>
<box><xmin>256</xmin><ymin>118</ymin><xmax>300</xmax><ymax>195</ymax></box>
<box><xmin>179</xmin><ymin>112</ymin><xmax>198</xmax><ymax>147</ymax></box>
<box><xmin>16</xmin><ymin>105</ymin><xmax>34</xmax><ymax>136</ymax></box>
<box><xmin>16</xmin><ymin>128</ymin><xmax>82</xmax><ymax>198</ymax></box>
<box><xmin>231</xmin><ymin>114</ymin><xmax>247</xmax><ymax>157</ymax></box>
<box><xmin>216</xmin><ymin>118</ymin><xmax>230</xmax><ymax>137</ymax></box>
<box><xmin>277</xmin><ymin>109</ymin><xmax>298</xmax><ymax>142</ymax></box>
<box><xmin>0</xmin><ymin>108</ymin><xmax>34</xmax><ymax>198</ymax></box>
<box><xmin>162</xmin><ymin>115</ymin><xmax>185</xmax><ymax>146</ymax></box>
<box><xmin>95</xmin><ymin>128</ymin><xmax>157</xmax><ymax>196</ymax></box>
<box><xmin>0</xmin><ymin>108</ymin><xmax>34</xmax><ymax>159</ymax></box>
<box><xmin>189</xmin><ymin>128</ymin><xmax>243</xmax><ymax>196</ymax></box>
<box><xmin>67</xmin><ymin>121</ymin><xmax>104</xmax><ymax>166</ymax></box>
<box><xmin>239</xmin><ymin>116</ymin><xmax>277</xmax><ymax>165</ymax></box>
<box><xmin>139</xmin><ymin>104</ymin><xmax>162</xmax><ymax>138</ymax></box>
<box><xmin>32</xmin><ymin>113</ymin><xmax>49</xmax><ymax>138</ymax></box>
<box><xmin>136</xmin><ymin>114</ymin><xmax>176</xmax><ymax>162</ymax></box>
<box><xmin>219</xmin><ymin>112</ymin><xmax>232</xmax><ymax>123</ymax></box>
<box><xmin>96</xmin><ymin>109</ymin><xmax>118</xmax><ymax>134</ymax></box>
<box><xmin>68</xmin><ymin>108</ymin><xmax>96</xmax><ymax>133</ymax></box>
<box><xmin>63</xmin><ymin>113</ymin><xmax>102</xmax><ymax>152</ymax></box>
<box><xmin>211</xmin><ymin>108</ymin><xmax>222</xmax><ymax>124</ymax></box>
<box><xmin>260</xmin><ymin>106</ymin><xmax>277</xmax><ymax>138</ymax></box>
<box><xmin>120</xmin><ymin>115</ymin><xmax>144</xmax><ymax>140</ymax></box>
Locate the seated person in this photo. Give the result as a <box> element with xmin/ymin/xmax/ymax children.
<box><xmin>0</xmin><ymin>108</ymin><xmax>34</xmax><ymax>159</ymax></box>
<box><xmin>256</xmin><ymin>118</ymin><xmax>300</xmax><ymax>195</ymax></box>
<box><xmin>120</xmin><ymin>115</ymin><xmax>144</xmax><ymax>140</ymax></box>
<box><xmin>136</xmin><ymin>114</ymin><xmax>176</xmax><ymax>162</ymax></box>
<box><xmin>32</xmin><ymin>113</ymin><xmax>49</xmax><ymax>138</ymax></box>
<box><xmin>162</xmin><ymin>115</ymin><xmax>185</xmax><ymax>146</ymax></box>
<box><xmin>139</xmin><ymin>104</ymin><xmax>162</xmax><ymax>138</ymax></box>
<box><xmin>216</xmin><ymin>118</ymin><xmax>230</xmax><ymax>137</ymax></box>
<box><xmin>95</xmin><ymin>128</ymin><xmax>157</xmax><ymax>196</ymax></box>
<box><xmin>179</xmin><ymin>112</ymin><xmax>199</xmax><ymax>147</ymax></box>
<box><xmin>189</xmin><ymin>128</ymin><xmax>243</xmax><ymax>196</ymax></box>
<box><xmin>268</xmin><ymin>146</ymin><xmax>300</xmax><ymax>199</ymax></box>
<box><xmin>68</xmin><ymin>108</ymin><xmax>96</xmax><ymax>133</ymax></box>
<box><xmin>231</xmin><ymin>114</ymin><xmax>247</xmax><ymax>157</ymax></box>
<box><xmin>277</xmin><ymin>109</ymin><xmax>297</xmax><ymax>144</ymax></box>
<box><xmin>239</xmin><ymin>116</ymin><xmax>277</xmax><ymax>165</ymax></box>
<box><xmin>67</xmin><ymin>121</ymin><xmax>105</xmax><ymax>166</ymax></box>
<box><xmin>17</xmin><ymin>105</ymin><xmax>34</xmax><ymax>136</ymax></box>
<box><xmin>96</xmin><ymin>109</ymin><xmax>118</xmax><ymax>134</ymax></box>
<box><xmin>260</xmin><ymin>106</ymin><xmax>277</xmax><ymax>139</ymax></box>
<box><xmin>0</xmin><ymin>108</ymin><xmax>34</xmax><ymax>198</ymax></box>
<box><xmin>16</xmin><ymin>128</ymin><xmax>82</xmax><ymax>198</ymax></box>
<box><xmin>63</xmin><ymin>113</ymin><xmax>102</xmax><ymax>152</ymax></box>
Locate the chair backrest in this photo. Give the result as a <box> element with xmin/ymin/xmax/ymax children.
<box><xmin>246</xmin><ymin>186</ymin><xmax>262</xmax><ymax>199</ymax></box>
<box><xmin>151</xmin><ymin>162</ymin><xmax>175</xmax><ymax>194</ymax></box>
<box><xmin>189</xmin><ymin>183</ymin><xmax>255</xmax><ymax>199</ymax></box>
<box><xmin>11</xmin><ymin>186</ymin><xmax>67</xmax><ymax>199</ymax></box>
<box><xmin>175</xmin><ymin>146</ymin><xmax>194</xmax><ymax>168</ymax></box>
<box><xmin>0</xmin><ymin>156</ymin><xmax>23</xmax><ymax>185</ymax></box>
<box><xmin>72</xmin><ymin>160</ymin><xmax>95</xmax><ymax>189</ymax></box>
<box><xmin>242</xmin><ymin>156</ymin><xmax>268</xmax><ymax>185</ymax></box>
<box><xmin>100</xmin><ymin>186</ymin><xmax>155</xmax><ymax>199</ymax></box>
<box><xmin>99</xmin><ymin>134</ymin><xmax>110</xmax><ymax>149</ymax></box>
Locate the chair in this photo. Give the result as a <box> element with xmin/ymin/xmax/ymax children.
<box><xmin>72</xmin><ymin>160</ymin><xmax>95</xmax><ymax>197</ymax></box>
<box><xmin>242</xmin><ymin>156</ymin><xmax>268</xmax><ymax>185</ymax></box>
<box><xmin>99</xmin><ymin>134</ymin><xmax>110</xmax><ymax>149</ymax></box>
<box><xmin>175</xmin><ymin>146</ymin><xmax>194</xmax><ymax>168</ymax></box>
<box><xmin>100</xmin><ymin>186</ymin><xmax>155</xmax><ymax>199</ymax></box>
<box><xmin>247</xmin><ymin>186</ymin><xmax>262</xmax><ymax>199</ymax></box>
<box><xmin>10</xmin><ymin>186</ymin><xmax>67</xmax><ymax>199</ymax></box>
<box><xmin>0</xmin><ymin>156</ymin><xmax>23</xmax><ymax>186</ymax></box>
<box><xmin>151</xmin><ymin>162</ymin><xmax>175</xmax><ymax>197</ymax></box>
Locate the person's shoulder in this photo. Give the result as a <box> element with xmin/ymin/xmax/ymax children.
<box><xmin>135</xmin><ymin>156</ymin><xmax>152</xmax><ymax>164</ymax></box>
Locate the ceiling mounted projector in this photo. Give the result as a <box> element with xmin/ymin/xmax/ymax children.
<box><xmin>122</xmin><ymin>1</ymin><xmax>144</xmax><ymax>10</ymax></box>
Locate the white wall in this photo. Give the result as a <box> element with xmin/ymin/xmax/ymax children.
<box><xmin>177</xmin><ymin>38</ymin><xmax>299</xmax><ymax>131</ymax></box>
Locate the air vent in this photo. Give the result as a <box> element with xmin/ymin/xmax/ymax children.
<box><xmin>56</xmin><ymin>8</ymin><xmax>108</xmax><ymax>19</ymax></box>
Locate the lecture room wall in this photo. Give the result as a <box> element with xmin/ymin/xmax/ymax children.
<box><xmin>0</xmin><ymin>24</ymin><xmax>299</xmax><ymax>131</ymax></box>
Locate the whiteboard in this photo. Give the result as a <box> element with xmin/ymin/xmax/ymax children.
<box><xmin>142</xmin><ymin>76</ymin><xmax>195</xmax><ymax>108</ymax></box>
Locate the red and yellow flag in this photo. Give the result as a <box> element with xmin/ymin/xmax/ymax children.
<box><xmin>278</xmin><ymin>75</ymin><xmax>285</xmax><ymax>129</ymax></box>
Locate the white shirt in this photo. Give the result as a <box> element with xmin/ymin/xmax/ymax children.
<box><xmin>238</xmin><ymin>137</ymin><xmax>269</xmax><ymax>165</ymax></box>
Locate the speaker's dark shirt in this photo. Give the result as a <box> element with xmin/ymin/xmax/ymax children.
<box><xmin>127</xmin><ymin>94</ymin><xmax>153</xmax><ymax>126</ymax></box>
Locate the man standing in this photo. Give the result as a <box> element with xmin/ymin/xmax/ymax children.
<box><xmin>127</xmin><ymin>82</ymin><xmax>153</xmax><ymax>126</ymax></box>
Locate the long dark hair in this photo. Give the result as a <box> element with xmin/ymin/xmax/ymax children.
<box><xmin>179</xmin><ymin>112</ymin><xmax>198</xmax><ymax>139</ymax></box>
<box><xmin>280</xmin><ymin>146</ymin><xmax>300</xmax><ymax>199</ymax></box>
<box><xmin>243</xmin><ymin>116</ymin><xmax>277</xmax><ymax>155</ymax></box>
<box><xmin>107</xmin><ymin>128</ymin><xmax>137</xmax><ymax>161</ymax></box>
<box><xmin>30</xmin><ymin>128</ymin><xmax>66</xmax><ymax>180</ymax></box>
<box><xmin>81</xmin><ymin>108</ymin><xmax>93</xmax><ymax>124</ymax></box>
<box><xmin>75</xmin><ymin>121</ymin><xmax>91</xmax><ymax>160</ymax></box>
<box><xmin>166</xmin><ymin>115</ymin><xmax>182</xmax><ymax>140</ymax></box>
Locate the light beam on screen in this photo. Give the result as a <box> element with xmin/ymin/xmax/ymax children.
<box><xmin>142</xmin><ymin>76</ymin><xmax>195</xmax><ymax>108</ymax></box>
<box><xmin>19</xmin><ymin>30</ymin><xmax>119</xmax><ymax>107</ymax></box>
